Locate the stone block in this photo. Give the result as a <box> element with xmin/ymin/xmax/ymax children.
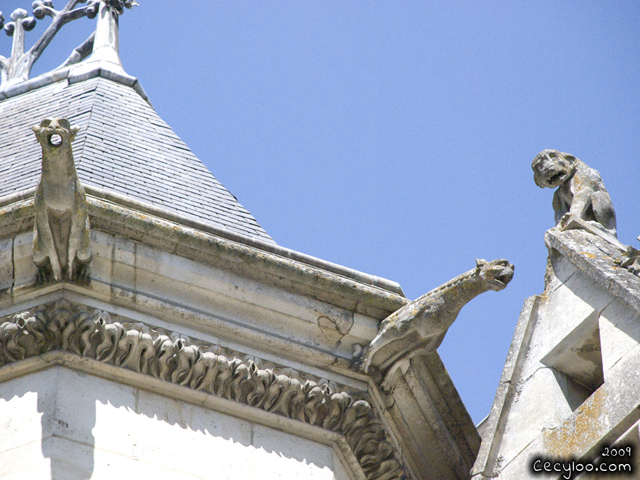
<box><xmin>112</xmin><ymin>237</ymin><xmax>136</xmax><ymax>297</ymax></box>
<box><xmin>92</xmin><ymin>447</ymin><xmax>205</xmax><ymax>479</ymax></box>
<box><xmin>0</xmin><ymin>439</ymin><xmax>51</xmax><ymax>480</ymax></box>
<box><xmin>496</xmin><ymin>434</ymin><xmax>544</xmax><ymax>480</ymax></box>
<box><xmin>521</xmin><ymin>282</ymin><xmax>602</xmax><ymax>382</ymax></box>
<box><xmin>0</xmin><ymin>238</ymin><xmax>13</xmax><ymax>293</ymax></box>
<box><xmin>53</xmin><ymin>369</ymin><xmax>136</xmax><ymax>458</ymax></box>
<box><xmin>546</xmin><ymin>251</ymin><xmax>578</xmax><ymax>292</ymax></box>
<box><xmin>133</xmin><ymin>388</ymin><xmax>254</xmax><ymax>479</ymax></box>
<box><xmin>347</xmin><ymin>313</ymin><xmax>379</xmax><ymax>342</ymax></box>
<box><xmin>497</xmin><ymin>367</ymin><xmax>572</xmax><ymax>464</ymax></box>
<box><xmin>0</xmin><ymin>368</ymin><xmax>57</xmax><ymax>455</ymax></box>
<box><xmin>13</xmin><ymin>231</ymin><xmax>36</xmax><ymax>288</ymax></box>
<box><xmin>252</xmin><ymin>423</ymin><xmax>334</xmax><ymax>479</ymax></box>
<box><xmin>562</xmin><ymin>267</ymin><xmax>614</xmax><ymax>313</ymax></box>
<box><xmin>599</xmin><ymin>299</ymin><xmax>640</xmax><ymax>375</ymax></box>
<box><xmin>46</xmin><ymin>436</ymin><xmax>94</xmax><ymax>480</ymax></box>
<box><xmin>89</xmin><ymin>230</ymin><xmax>114</xmax><ymax>288</ymax></box>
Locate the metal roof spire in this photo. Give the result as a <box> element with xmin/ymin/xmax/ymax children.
<box><xmin>0</xmin><ymin>8</ymin><xmax>37</xmax><ymax>87</ymax></box>
<box><xmin>72</xmin><ymin>0</ymin><xmax>137</xmax><ymax>77</ymax></box>
<box><xmin>0</xmin><ymin>0</ymin><xmax>137</xmax><ymax>92</ymax></box>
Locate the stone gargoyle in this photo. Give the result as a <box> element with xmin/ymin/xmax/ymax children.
<box><xmin>532</xmin><ymin>150</ymin><xmax>617</xmax><ymax>238</ymax></box>
<box><xmin>32</xmin><ymin>118</ymin><xmax>91</xmax><ymax>283</ymax></box>
<box><xmin>361</xmin><ymin>259</ymin><xmax>514</xmax><ymax>389</ymax></box>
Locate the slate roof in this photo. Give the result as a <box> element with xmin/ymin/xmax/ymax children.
<box><xmin>0</xmin><ymin>76</ymin><xmax>275</xmax><ymax>244</ymax></box>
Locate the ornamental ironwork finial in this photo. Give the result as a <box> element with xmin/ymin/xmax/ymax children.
<box><xmin>0</xmin><ymin>0</ymin><xmax>138</xmax><ymax>90</ymax></box>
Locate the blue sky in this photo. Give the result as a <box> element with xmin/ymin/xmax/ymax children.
<box><xmin>4</xmin><ymin>1</ymin><xmax>640</xmax><ymax>424</ymax></box>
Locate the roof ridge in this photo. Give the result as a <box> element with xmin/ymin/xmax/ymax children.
<box><xmin>71</xmin><ymin>78</ymin><xmax>99</xmax><ymax>171</ymax></box>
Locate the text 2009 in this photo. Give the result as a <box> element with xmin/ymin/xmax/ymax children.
<box><xmin>602</xmin><ymin>446</ymin><xmax>632</xmax><ymax>457</ymax></box>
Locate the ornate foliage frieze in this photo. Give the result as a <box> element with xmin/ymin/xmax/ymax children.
<box><xmin>0</xmin><ymin>299</ymin><xmax>405</xmax><ymax>480</ymax></box>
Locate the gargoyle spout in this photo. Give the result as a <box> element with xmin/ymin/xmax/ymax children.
<box><xmin>32</xmin><ymin>117</ymin><xmax>91</xmax><ymax>283</ymax></box>
<box><xmin>361</xmin><ymin>259</ymin><xmax>514</xmax><ymax>388</ymax></box>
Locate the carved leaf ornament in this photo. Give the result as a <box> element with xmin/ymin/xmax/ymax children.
<box><xmin>0</xmin><ymin>299</ymin><xmax>405</xmax><ymax>480</ymax></box>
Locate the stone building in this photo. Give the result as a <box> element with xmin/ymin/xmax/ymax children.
<box><xmin>472</xmin><ymin>157</ymin><xmax>640</xmax><ymax>479</ymax></box>
<box><xmin>1</xmin><ymin>3</ymin><xmax>638</xmax><ymax>480</ymax></box>
<box><xmin>0</xmin><ymin>3</ymin><xmax>492</xmax><ymax>479</ymax></box>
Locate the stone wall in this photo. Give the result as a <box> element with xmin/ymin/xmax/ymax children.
<box><xmin>473</xmin><ymin>230</ymin><xmax>640</xmax><ymax>479</ymax></box>
<box><xmin>1</xmin><ymin>367</ymin><xmax>353</xmax><ymax>480</ymax></box>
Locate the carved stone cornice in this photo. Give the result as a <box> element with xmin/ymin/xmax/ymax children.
<box><xmin>0</xmin><ymin>299</ymin><xmax>406</xmax><ymax>480</ymax></box>
<box><xmin>0</xmin><ymin>194</ymin><xmax>407</xmax><ymax>320</ymax></box>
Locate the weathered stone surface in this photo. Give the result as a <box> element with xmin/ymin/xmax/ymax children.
<box><xmin>475</xmin><ymin>226</ymin><xmax>640</xmax><ymax>480</ymax></box>
<box><xmin>532</xmin><ymin>149</ymin><xmax>617</xmax><ymax>237</ymax></box>
<box><xmin>0</xmin><ymin>194</ymin><xmax>407</xmax><ymax>321</ymax></box>
<box><xmin>0</xmin><ymin>298</ymin><xmax>406</xmax><ymax>480</ymax></box>
<box><xmin>615</xmin><ymin>239</ymin><xmax>640</xmax><ymax>277</ymax></box>
<box><xmin>0</xmin><ymin>239</ymin><xmax>12</xmax><ymax>294</ymax></box>
<box><xmin>362</xmin><ymin>259</ymin><xmax>514</xmax><ymax>387</ymax></box>
<box><xmin>546</xmin><ymin>229</ymin><xmax>640</xmax><ymax>314</ymax></box>
<box><xmin>32</xmin><ymin>118</ymin><xmax>91</xmax><ymax>283</ymax></box>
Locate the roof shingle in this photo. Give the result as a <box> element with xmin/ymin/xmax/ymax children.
<box><xmin>0</xmin><ymin>77</ymin><xmax>275</xmax><ymax>244</ymax></box>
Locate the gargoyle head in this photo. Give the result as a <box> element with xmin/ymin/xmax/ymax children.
<box><xmin>475</xmin><ymin>258</ymin><xmax>514</xmax><ymax>291</ymax></box>
<box><xmin>532</xmin><ymin>149</ymin><xmax>577</xmax><ymax>189</ymax></box>
<box><xmin>32</xmin><ymin>118</ymin><xmax>79</xmax><ymax>153</ymax></box>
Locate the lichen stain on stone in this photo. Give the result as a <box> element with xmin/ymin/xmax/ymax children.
<box><xmin>544</xmin><ymin>386</ymin><xmax>607</xmax><ymax>457</ymax></box>
<box><xmin>579</xmin><ymin>252</ymin><xmax>597</xmax><ymax>259</ymax></box>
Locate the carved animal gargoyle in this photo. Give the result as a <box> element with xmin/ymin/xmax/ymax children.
<box><xmin>361</xmin><ymin>259</ymin><xmax>514</xmax><ymax>389</ymax></box>
<box><xmin>532</xmin><ymin>150</ymin><xmax>617</xmax><ymax>240</ymax></box>
<box><xmin>32</xmin><ymin>118</ymin><xmax>91</xmax><ymax>283</ymax></box>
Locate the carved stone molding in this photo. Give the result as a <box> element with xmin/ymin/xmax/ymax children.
<box><xmin>0</xmin><ymin>299</ymin><xmax>405</xmax><ymax>480</ymax></box>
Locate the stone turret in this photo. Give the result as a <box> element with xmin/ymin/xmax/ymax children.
<box><xmin>0</xmin><ymin>2</ymin><xmax>497</xmax><ymax>479</ymax></box>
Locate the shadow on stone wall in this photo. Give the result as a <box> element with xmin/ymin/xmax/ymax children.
<box><xmin>0</xmin><ymin>368</ymin><xmax>95</xmax><ymax>479</ymax></box>
<box><xmin>1</xmin><ymin>366</ymin><xmax>334</xmax><ymax>479</ymax></box>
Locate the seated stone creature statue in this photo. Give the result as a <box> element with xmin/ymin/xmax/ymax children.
<box><xmin>532</xmin><ymin>149</ymin><xmax>617</xmax><ymax>236</ymax></box>
<box><xmin>32</xmin><ymin>118</ymin><xmax>91</xmax><ymax>283</ymax></box>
